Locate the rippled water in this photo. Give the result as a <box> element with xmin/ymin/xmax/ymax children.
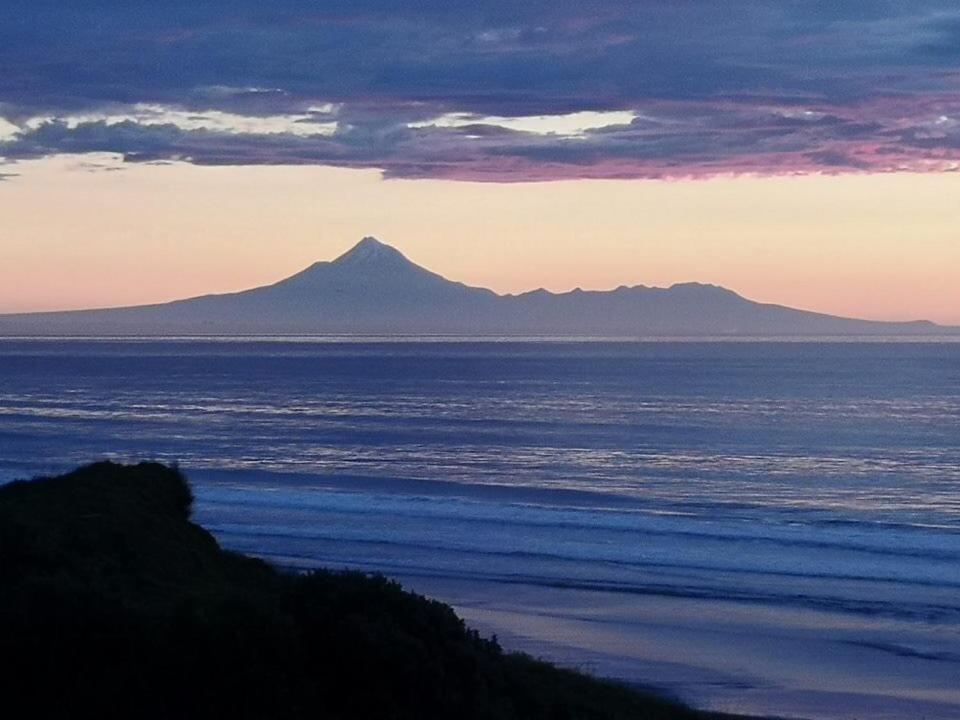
<box><xmin>1</xmin><ymin>338</ymin><xmax>959</xmax><ymax>718</ymax></box>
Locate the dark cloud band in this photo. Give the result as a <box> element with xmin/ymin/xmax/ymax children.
<box><xmin>3</xmin><ymin>2</ymin><xmax>960</xmax><ymax>180</ymax></box>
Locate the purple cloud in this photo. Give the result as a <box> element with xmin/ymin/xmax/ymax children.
<box><xmin>3</xmin><ymin>2</ymin><xmax>960</xmax><ymax>180</ymax></box>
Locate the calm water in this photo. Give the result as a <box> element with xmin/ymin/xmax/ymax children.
<box><xmin>1</xmin><ymin>338</ymin><xmax>959</xmax><ymax>718</ymax></box>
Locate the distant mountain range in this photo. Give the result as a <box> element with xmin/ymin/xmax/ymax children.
<box><xmin>1</xmin><ymin>237</ymin><xmax>955</xmax><ymax>337</ymax></box>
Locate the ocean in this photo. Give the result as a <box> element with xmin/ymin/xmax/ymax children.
<box><xmin>1</xmin><ymin>338</ymin><xmax>958</xmax><ymax>719</ymax></box>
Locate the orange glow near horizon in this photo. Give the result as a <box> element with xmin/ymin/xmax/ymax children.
<box><xmin>1</xmin><ymin>154</ymin><xmax>959</xmax><ymax>325</ymax></box>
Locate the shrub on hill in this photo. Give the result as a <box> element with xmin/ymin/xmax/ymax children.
<box><xmin>0</xmin><ymin>462</ymin><xmax>728</xmax><ymax>720</ymax></box>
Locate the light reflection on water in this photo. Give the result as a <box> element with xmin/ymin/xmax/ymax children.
<box><xmin>2</xmin><ymin>338</ymin><xmax>960</xmax><ymax>717</ymax></box>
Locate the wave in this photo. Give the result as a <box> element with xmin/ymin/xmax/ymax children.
<box><xmin>192</xmin><ymin>478</ymin><xmax>960</xmax><ymax>562</ymax></box>
<box><xmin>197</xmin><ymin>491</ymin><xmax>960</xmax><ymax>562</ymax></box>
<box><xmin>233</xmin><ymin>546</ymin><xmax>960</xmax><ymax>627</ymax></box>
<box><xmin>205</xmin><ymin>523</ymin><xmax>960</xmax><ymax>593</ymax></box>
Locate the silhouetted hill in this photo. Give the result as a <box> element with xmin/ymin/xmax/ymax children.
<box><xmin>3</xmin><ymin>236</ymin><xmax>949</xmax><ymax>336</ymax></box>
<box><xmin>0</xmin><ymin>462</ymin><xmax>745</xmax><ymax>720</ymax></box>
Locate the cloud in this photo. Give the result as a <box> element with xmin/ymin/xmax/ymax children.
<box><xmin>3</xmin><ymin>2</ymin><xmax>960</xmax><ymax>180</ymax></box>
<box><xmin>408</xmin><ymin>110</ymin><xmax>637</xmax><ymax>137</ymax></box>
<box><xmin>24</xmin><ymin>104</ymin><xmax>338</xmax><ymax>138</ymax></box>
<box><xmin>5</xmin><ymin>97</ymin><xmax>960</xmax><ymax>182</ymax></box>
<box><xmin>0</xmin><ymin>117</ymin><xmax>20</xmax><ymax>142</ymax></box>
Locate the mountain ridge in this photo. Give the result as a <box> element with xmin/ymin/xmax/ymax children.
<box><xmin>0</xmin><ymin>237</ymin><xmax>952</xmax><ymax>336</ymax></box>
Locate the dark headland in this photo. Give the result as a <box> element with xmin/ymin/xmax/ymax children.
<box><xmin>1</xmin><ymin>237</ymin><xmax>955</xmax><ymax>337</ymax></box>
<box><xmin>0</xmin><ymin>462</ymin><xmax>756</xmax><ymax>720</ymax></box>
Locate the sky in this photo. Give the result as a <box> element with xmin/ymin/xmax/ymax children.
<box><xmin>1</xmin><ymin>1</ymin><xmax>959</xmax><ymax>323</ymax></box>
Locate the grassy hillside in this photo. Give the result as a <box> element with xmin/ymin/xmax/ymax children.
<box><xmin>0</xmin><ymin>462</ymin><xmax>738</xmax><ymax>719</ymax></box>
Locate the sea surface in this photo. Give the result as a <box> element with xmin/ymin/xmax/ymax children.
<box><xmin>1</xmin><ymin>338</ymin><xmax>959</xmax><ymax>719</ymax></box>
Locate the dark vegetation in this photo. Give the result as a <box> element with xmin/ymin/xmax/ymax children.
<box><xmin>0</xmin><ymin>462</ymin><xmax>738</xmax><ymax>719</ymax></box>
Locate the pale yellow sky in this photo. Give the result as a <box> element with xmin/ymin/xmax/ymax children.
<box><xmin>1</xmin><ymin>153</ymin><xmax>959</xmax><ymax>324</ymax></box>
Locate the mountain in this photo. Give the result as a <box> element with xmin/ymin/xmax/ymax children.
<box><xmin>0</xmin><ymin>236</ymin><xmax>953</xmax><ymax>336</ymax></box>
